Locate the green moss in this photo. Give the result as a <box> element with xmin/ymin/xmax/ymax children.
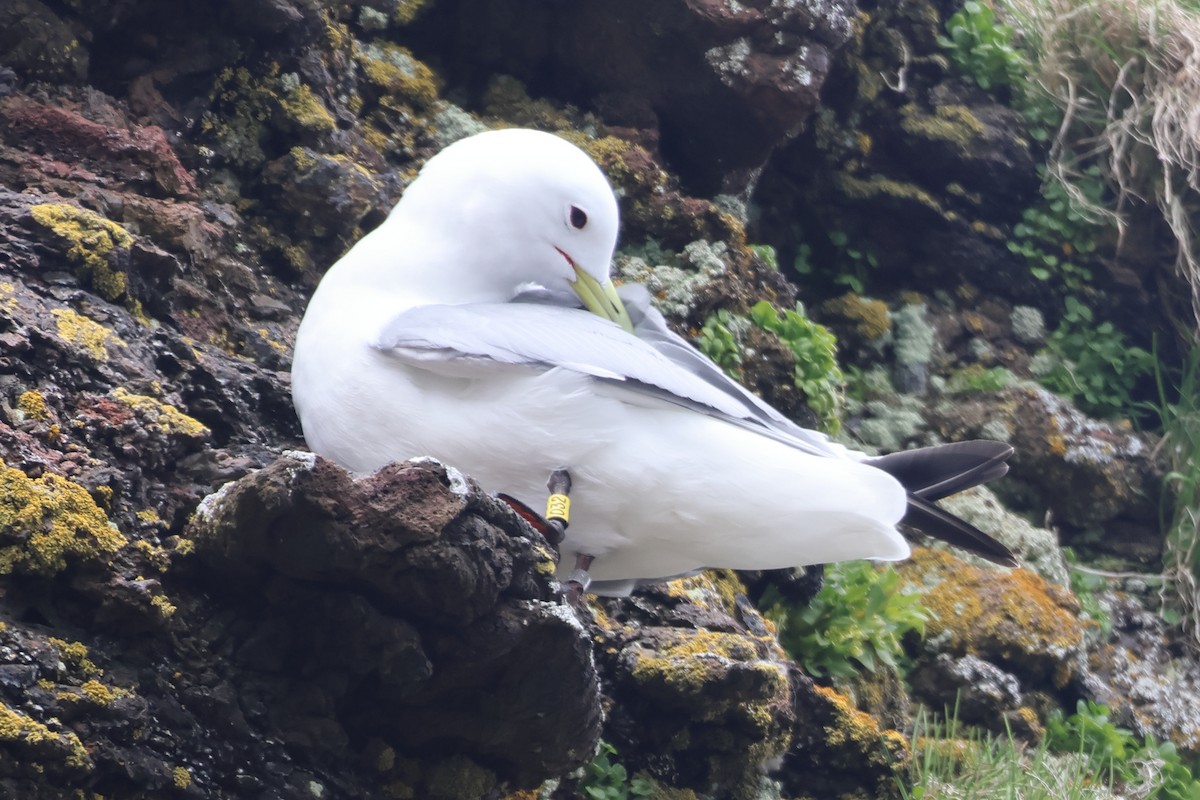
<box><xmin>0</xmin><ymin>701</ymin><xmax>90</xmax><ymax>772</ymax></box>
<box><xmin>51</xmin><ymin>308</ymin><xmax>123</xmax><ymax>362</ymax></box>
<box><xmin>0</xmin><ymin>463</ymin><xmax>126</xmax><ymax>576</ymax></box>
<box><xmin>29</xmin><ymin>204</ymin><xmax>131</xmax><ymax>301</ymax></box>
<box><xmin>111</xmin><ymin>387</ymin><xmax>209</xmax><ymax>438</ymax></box>
<box><xmin>899</xmin><ymin>104</ymin><xmax>986</xmax><ymax>149</ymax></box>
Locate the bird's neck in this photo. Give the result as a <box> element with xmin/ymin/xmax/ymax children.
<box><xmin>325</xmin><ymin>216</ymin><xmax>510</xmax><ymax>308</ymax></box>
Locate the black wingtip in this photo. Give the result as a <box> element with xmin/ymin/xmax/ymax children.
<box><xmin>867</xmin><ymin>440</ymin><xmax>1015</xmax><ymax>502</ymax></box>
<box><xmin>903</xmin><ymin>493</ymin><xmax>1019</xmax><ymax>567</ymax></box>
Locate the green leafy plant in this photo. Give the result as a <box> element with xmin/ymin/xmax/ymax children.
<box><xmin>1008</xmin><ymin>168</ymin><xmax>1107</xmax><ymax>291</ymax></box>
<box><xmin>766</xmin><ymin>562</ymin><xmax>928</xmax><ymax>679</ymax></box>
<box><xmin>697</xmin><ymin>310</ymin><xmax>744</xmax><ymax>379</ymax></box>
<box><xmin>579</xmin><ymin>741</ymin><xmax>655</xmax><ymax>800</ymax></box>
<box><xmin>750</xmin><ymin>301</ymin><xmax>845</xmax><ymax>433</ymax></box>
<box><xmin>748</xmin><ymin>243</ymin><xmax>780</xmax><ymax>270</ymax></box>
<box><xmin>1037</xmin><ymin>296</ymin><xmax>1153</xmax><ymax>418</ymax></box>
<box><xmin>1046</xmin><ymin>700</ymin><xmax>1200</xmax><ymax>799</ymax></box>
<box><xmin>1155</xmin><ymin>346</ymin><xmax>1200</xmax><ymax>645</ymax></box>
<box><xmin>938</xmin><ymin>0</ymin><xmax>1030</xmax><ymax>93</ymax></box>
<box><xmin>827</xmin><ymin>230</ymin><xmax>878</xmax><ymax>295</ymax></box>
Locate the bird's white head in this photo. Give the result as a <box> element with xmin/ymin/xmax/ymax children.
<box><xmin>382</xmin><ymin>128</ymin><xmax>632</xmax><ymax>330</ymax></box>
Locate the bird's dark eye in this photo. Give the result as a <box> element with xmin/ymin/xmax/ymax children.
<box><xmin>569</xmin><ymin>205</ymin><xmax>588</xmax><ymax>230</ymax></box>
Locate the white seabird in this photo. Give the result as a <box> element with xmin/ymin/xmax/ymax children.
<box><xmin>292</xmin><ymin>128</ymin><xmax>1014</xmax><ymax>596</ymax></box>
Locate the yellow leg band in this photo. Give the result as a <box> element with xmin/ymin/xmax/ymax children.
<box><xmin>546</xmin><ymin>493</ymin><xmax>570</xmax><ymax>524</ymax></box>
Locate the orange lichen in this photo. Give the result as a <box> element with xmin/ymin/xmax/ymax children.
<box><xmin>901</xmin><ymin>548</ymin><xmax>1082</xmax><ymax>686</ymax></box>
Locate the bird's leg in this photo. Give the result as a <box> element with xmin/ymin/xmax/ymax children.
<box><xmin>565</xmin><ymin>553</ymin><xmax>594</xmax><ymax>605</ymax></box>
<box><xmin>545</xmin><ymin>470</ymin><xmax>595</xmax><ymax>604</ymax></box>
<box><xmin>543</xmin><ymin>469</ymin><xmax>572</xmax><ymax>547</ymax></box>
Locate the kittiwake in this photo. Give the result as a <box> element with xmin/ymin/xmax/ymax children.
<box><xmin>291</xmin><ymin>128</ymin><xmax>1015</xmax><ymax>596</ymax></box>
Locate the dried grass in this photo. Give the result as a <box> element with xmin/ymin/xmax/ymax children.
<box><xmin>1001</xmin><ymin>0</ymin><xmax>1200</xmax><ymax>336</ymax></box>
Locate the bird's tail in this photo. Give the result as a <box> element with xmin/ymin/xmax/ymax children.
<box><xmin>865</xmin><ymin>441</ymin><xmax>1018</xmax><ymax>567</ymax></box>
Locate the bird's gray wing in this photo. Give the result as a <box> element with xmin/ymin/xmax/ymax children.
<box><xmin>613</xmin><ymin>285</ymin><xmax>851</xmax><ymax>458</ymax></box>
<box><xmin>375</xmin><ymin>302</ymin><xmax>769</xmax><ymax>424</ymax></box>
<box><xmin>506</xmin><ymin>283</ymin><xmax>850</xmax><ymax>458</ymax></box>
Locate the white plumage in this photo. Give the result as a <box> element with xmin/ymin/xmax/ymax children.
<box><xmin>292</xmin><ymin>128</ymin><xmax>924</xmax><ymax>594</ymax></box>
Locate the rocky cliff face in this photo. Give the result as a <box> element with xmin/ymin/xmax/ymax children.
<box><xmin>0</xmin><ymin>0</ymin><xmax>1190</xmax><ymax>798</ymax></box>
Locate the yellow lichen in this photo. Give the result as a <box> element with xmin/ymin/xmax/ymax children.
<box><xmin>52</xmin><ymin>308</ymin><xmax>124</xmax><ymax>362</ymax></box>
<box><xmin>282</xmin><ymin>83</ymin><xmax>336</xmax><ymax>134</ymax></box>
<box><xmin>0</xmin><ymin>281</ymin><xmax>17</xmax><ymax>314</ymax></box>
<box><xmin>48</xmin><ymin>638</ymin><xmax>101</xmax><ymax>677</ymax></box>
<box><xmin>135</xmin><ymin>509</ymin><xmax>162</xmax><ymax>524</ymax></box>
<box><xmin>900</xmin><ymin>104</ymin><xmax>986</xmax><ymax>149</ymax></box>
<box><xmin>392</xmin><ymin>0</ymin><xmax>430</xmax><ymax>24</ymax></box>
<box><xmin>134</xmin><ymin>540</ymin><xmax>171</xmax><ymax>573</ymax></box>
<box><xmin>901</xmin><ymin>548</ymin><xmax>1082</xmax><ymax>686</ymax></box>
<box><xmin>17</xmin><ymin>390</ymin><xmax>50</xmax><ymax>423</ymax></box>
<box><xmin>821</xmin><ymin>293</ymin><xmax>892</xmax><ymax>340</ymax></box>
<box><xmin>0</xmin><ymin>464</ymin><xmax>127</xmax><ymax>577</ymax></box>
<box><xmin>0</xmin><ymin>700</ymin><xmax>90</xmax><ymax>771</ymax></box>
<box><xmin>836</xmin><ymin>174</ymin><xmax>946</xmax><ymax>217</ymax></box>
<box><xmin>172</xmin><ymin>766</ymin><xmax>192</xmax><ymax>789</ymax></box>
<box><xmin>151</xmin><ymin>595</ymin><xmax>177</xmax><ymax>618</ymax></box>
<box><xmin>354</xmin><ymin>41</ymin><xmax>439</xmax><ymax>107</ymax></box>
<box><xmin>59</xmin><ymin>679</ymin><xmax>124</xmax><ymax>707</ymax></box>
<box><xmin>29</xmin><ymin>204</ymin><xmax>132</xmax><ymax>301</ymax></box>
<box><xmin>111</xmin><ymin>387</ymin><xmax>209</xmax><ymax>438</ymax></box>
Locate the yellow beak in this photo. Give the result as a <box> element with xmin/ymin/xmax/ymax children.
<box><xmin>569</xmin><ymin>264</ymin><xmax>634</xmax><ymax>334</ymax></box>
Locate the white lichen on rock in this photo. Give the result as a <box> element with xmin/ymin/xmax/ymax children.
<box><xmin>940</xmin><ymin>486</ymin><xmax>1069</xmax><ymax>586</ymax></box>
<box><xmin>615</xmin><ymin>241</ymin><xmax>728</xmax><ymax>318</ymax></box>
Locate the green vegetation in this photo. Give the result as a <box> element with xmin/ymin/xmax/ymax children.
<box><xmin>696</xmin><ymin>310</ymin><xmax>744</xmax><ymax>379</ymax></box>
<box><xmin>1046</xmin><ymin>701</ymin><xmax>1200</xmax><ymax>800</ymax></box>
<box><xmin>750</xmin><ymin>301</ymin><xmax>845</xmax><ymax>433</ymax></box>
<box><xmin>748</xmin><ymin>243</ymin><xmax>780</xmax><ymax>270</ymax></box>
<box><xmin>1008</xmin><ymin>169</ymin><xmax>1105</xmax><ymax>291</ymax></box>
<box><xmin>902</xmin><ymin>706</ymin><xmax>1097</xmax><ymax>800</ymax></box>
<box><xmin>1036</xmin><ymin>296</ymin><xmax>1153</xmax><ymax>418</ymax></box>
<box><xmin>905</xmin><ymin>701</ymin><xmax>1200</xmax><ymax>800</ymax></box>
<box><xmin>579</xmin><ymin>742</ymin><xmax>654</xmax><ymax>800</ymax></box>
<box><xmin>946</xmin><ymin>365</ymin><xmax>1017</xmax><ymax>394</ymax></box>
<box><xmin>1063</xmin><ymin>549</ymin><xmax>1113</xmax><ymax>640</ymax></box>
<box><xmin>827</xmin><ymin>230</ymin><xmax>878</xmax><ymax>295</ymax></box>
<box><xmin>766</xmin><ymin>562</ymin><xmax>928</xmax><ymax>679</ymax></box>
<box><xmin>1156</xmin><ymin>347</ymin><xmax>1200</xmax><ymax>644</ymax></box>
<box><xmin>938</xmin><ymin>0</ymin><xmax>1029</xmax><ymax>94</ymax></box>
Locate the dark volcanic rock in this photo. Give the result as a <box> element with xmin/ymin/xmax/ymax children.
<box><xmin>188</xmin><ymin>453</ymin><xmax>602</xmax><ymax>791</ymax></box>
<box><xmin>409</xmin><ymin>0</ymin><xmax>855</xmax><ymax>193</ymax></box>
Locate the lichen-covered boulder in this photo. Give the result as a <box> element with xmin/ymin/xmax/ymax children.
<box><xmin>1085</xmin><ymin>595</ymin><xmax>1200</xmax><ymax>757</ymax></box>
<box><xmin>590</xmin><ymin>573</ymin><xmax>795</xmax><ymax>798</ymax></box>
<box><xmin>900</xmin><ymin>548</ymin><xmax>1086</xmax><ymax>705</ymax></box>
<box><xmin>929</xmin><ymin>386</ymin><xmax>1163</xmax><ymax>562</ymax></box>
